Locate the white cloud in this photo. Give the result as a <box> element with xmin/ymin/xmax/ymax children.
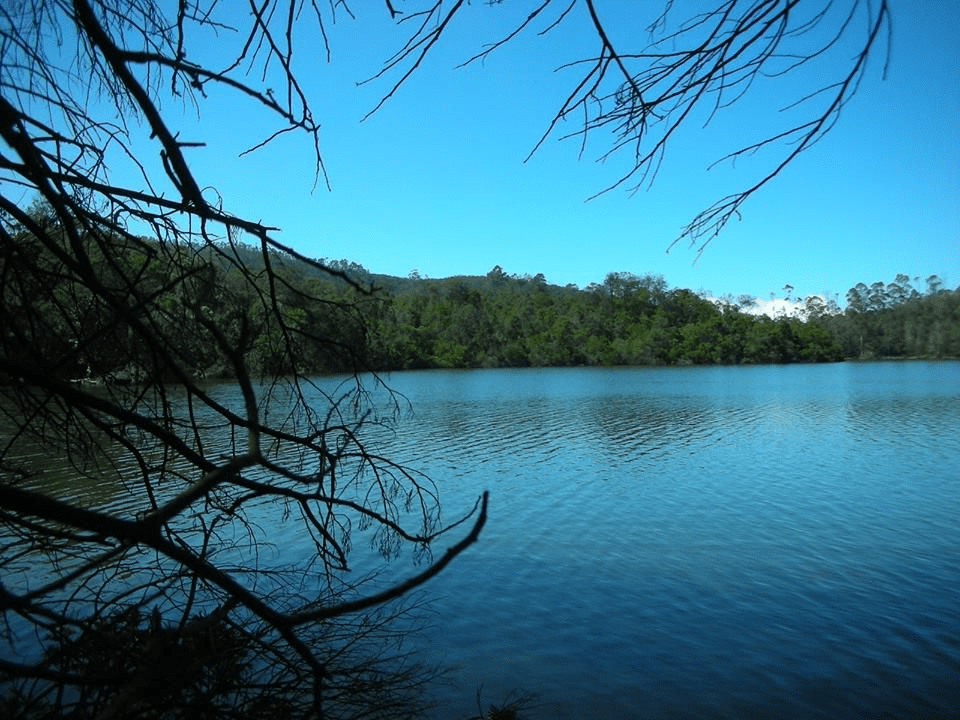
<box><xmin>742</xmin><ymin>297</ymin><xmax>807</xmax><ymax>318</ymax></box>
<box><xmin>708</xmin><ymin>294</ymin><xmax>836</xmax><ymax>319</ymax></box>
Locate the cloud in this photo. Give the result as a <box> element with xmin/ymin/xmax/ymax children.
<box><xmin>742</xmin><ymin>297</ymin><xmax>807</xmax><ymax>318</ymax></box>
<box><xmin>709</xmin><ymin>294</ymin><xmax>837</xmax><ymax>319</ymax></box>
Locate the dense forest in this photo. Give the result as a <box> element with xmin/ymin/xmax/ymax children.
<box><xmin>5</xmin><ymin>214</ymin><xmax>957</xmax><ymax>383</ymax></box>
<box><xmin>197</xmin><ymin>248</ymin><xmax>958</xmax><ymax>372</ymax></box>
<box><xmin>367</xmin><ymin>267</ymin><xmax>959</xmax><ymax>369</ymax></box>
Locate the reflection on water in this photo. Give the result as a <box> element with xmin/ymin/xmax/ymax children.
<box><xmin>6</xmin><ymin>362</ymin><xmax>960</xmax><ymax>718</ymax></box>
<box><xmin>371</xmin><ymin>362</ymin><xmax>960</xmax><ymax>719</ymax></box>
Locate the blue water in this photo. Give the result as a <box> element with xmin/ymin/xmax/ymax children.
<box><xmin>5</xmin><ymin>362</ymin><xmax>958</xmax><ymax>719</ymax></box>
<box><xmin>362</xmin><ymin>362</ymin><xmax>960</xmax><ymax>719</ymax></box>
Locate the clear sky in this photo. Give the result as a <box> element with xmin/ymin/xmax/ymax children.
<box><xmin>168</xmin><ymin>1</ymin><xmax>959</xmax><ymax>304</ymax></box>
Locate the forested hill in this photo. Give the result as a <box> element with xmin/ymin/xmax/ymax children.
<box><xmin>362</xmin><ymin>267</ymin><xmax>959</xmax><ymax>369</ymax></box>
<box><xmin>7</xmin><ymin>218</ymin><xmax>958</xmax><ymax>380</ymax></box>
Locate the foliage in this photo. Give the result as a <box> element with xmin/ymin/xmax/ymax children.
<box><xmin>467</xmin><ymin>687</ymin><xmax>540</xmax><ymax>720</ymax></box>
<box><xmin>366</xmin><ymin>270</ymin><xmax>846</xmax><ymax>368</ymax></box>
<box><xmin>0</xmin><ymin>599</ymin><xmax>440</xmax><ymax>720</ymax></box>
<box><xmin>365</xmin><ymin>269</ymin><xmax>956</xmax><ymax>369</ymax></box>
<box><xmin>825</xmin><ymin>274</ymin><xmax>960</xmax><ymax>359</ymax></box>
<box><xmin>17</xmin><ymin>235</ymin><xmax>957</xmax><ymax>381</ymax></box>
<box><xmin>0</xmin><ymin>201</ymin><xmax>489</xmax><ymax>718</ymax></box>
<box><xmin>9</xmin><ymin>213</ymin><xmax>951</xmax><ymax>375</ymax></box>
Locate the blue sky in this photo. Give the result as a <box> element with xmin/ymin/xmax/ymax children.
<box><xmin>172</xmin><ymin>2</ymin><xmax>958</xmax><ymax>304</ymax></box>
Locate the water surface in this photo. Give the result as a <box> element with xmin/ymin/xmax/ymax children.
<box><xmin>6</xmin><ymin>362</ymin><xmax>958</xmax><ymax>719</ymax></box>
<box><xmin>370</xmin><ymin>362</ymin><xmax>960</xmax><ymax>719</ymax></box>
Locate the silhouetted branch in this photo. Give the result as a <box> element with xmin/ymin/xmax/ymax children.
<box><xmin>367</xmin><ymin>0</ymin><xmax>891</xmax><ymax>250</ymax></box>
<box><xmin>1</xmin><ymin>2</ymin><xmax>482</xmax><ymax>716</ymax></box>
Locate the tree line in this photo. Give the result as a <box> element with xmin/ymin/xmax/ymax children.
<box><xmin>11</xmin><ymin>219</ymin><xmax>955</xmax><ymax>386</ymax></box>
<box><xmin>204</xmin><ymin>254</ymin><xmax>960</xmax><ymax>372</ymax></box>
<box><xmin>369</xmin><ymin>267</ymin><xmax>959</xmax><ymax>369</ymax></box>
<box><xmin>822</xmin><ymin>274</ymin><xmax>960</xmax><ymax>359</ymax></box>
<box><xmin>369</xmin><ymin>267</ymin><xmax>841</xmax><ymax>368</ymax></box>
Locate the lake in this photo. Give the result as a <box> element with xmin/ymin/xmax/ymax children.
<box><xmin>6</xmin><ymin>361</ymin><xmax>960</xmax><ymax>719</ymax></box>
<box><xmin>357</xmin><ymin>362</ymin><xmax>960</xmax><ymax>719</ymax></box>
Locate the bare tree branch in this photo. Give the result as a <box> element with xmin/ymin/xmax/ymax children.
<box><xmin>1</xmin><ymin>2</ymin><xmax>482</xmax><ymax>716</ymax></box>
<box><xmin>365</xmin><ymin>0</ymin><xmax>890</xmax><ymax>250</ymax></box>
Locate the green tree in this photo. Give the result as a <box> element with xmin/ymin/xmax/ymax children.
<box><xmin>828</xmin><ymin>274</ymin><xmax>960</xmax><ymax>360</ymax></box>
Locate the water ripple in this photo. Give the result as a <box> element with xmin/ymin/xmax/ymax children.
<box><xmin>380</xmin><ymin>364</ymin><xmax>960</xmax><ymax>720</ymax></box>
<box><xmin>8</xmin><ymin>363</ymin><xmax>959</xmax><ymax>719</ymax></box>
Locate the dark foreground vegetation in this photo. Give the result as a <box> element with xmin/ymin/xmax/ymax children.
<box><xmin>1</xmin><ymin>201</ymin><xmax>490</xmax><ymax>719</ymax></box>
